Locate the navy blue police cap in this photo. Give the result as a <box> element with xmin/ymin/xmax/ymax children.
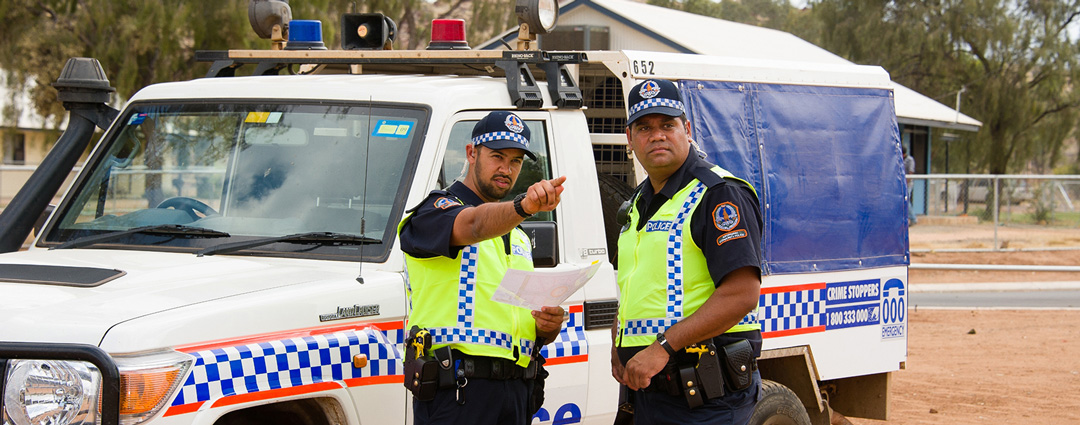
<box><xmin>471</xmin><ymin>111</ymin><xmax>536</xmax><ymax>160</ymax></box>
<box><xmin>626</xmin><ymin>79</ymin><xmax>686</xmax><ymax>126</ymax></box>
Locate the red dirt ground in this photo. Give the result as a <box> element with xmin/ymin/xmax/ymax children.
<box><xmin>844</xmin><ymin>226</ymin><xmax>1080</xmax><ymax>424</ymax></box>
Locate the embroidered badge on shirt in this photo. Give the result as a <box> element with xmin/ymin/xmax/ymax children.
<box><xmin>434</xmin><ymin>197</ymin><xmax>461</xmax><ymax>209</ymax></box>
<box><xmin>717</xmin><ymin>229</ymin><xmax>747</xmax><ymax>247</ymax></box>
<box><xmin>713</xmin><ymin>202</ymin><xmax>740</xmax><ymax>231</ymax></box>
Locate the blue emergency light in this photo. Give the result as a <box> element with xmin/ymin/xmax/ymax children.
<box><xmin>285</xmin><ymin>20</ymin><xmax>328</xmax><ymax>50</ymax></box>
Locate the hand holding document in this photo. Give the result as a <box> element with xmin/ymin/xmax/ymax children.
<box><xmin>491</xmin><ymin>261</ymin><xmax>602</xmax><ymax>311</ymax></box>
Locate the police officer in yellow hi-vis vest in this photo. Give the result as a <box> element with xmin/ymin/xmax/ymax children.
<box><xmin>398</xmin><ymin>111</ymin><xmax>567</xmax><ymax>425</ymax></box>
<box><xmin>612</xmin><ymin>79</ymin><xmax>764</xmax><ymax>425</ymax></box>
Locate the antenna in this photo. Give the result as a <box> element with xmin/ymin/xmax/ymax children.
<box><xmin>356</xmin><ymin>97</ymin><xmax>374</xmax><ymax>284</ymax></box>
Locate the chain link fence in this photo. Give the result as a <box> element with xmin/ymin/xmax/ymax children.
<box><xmin>909</xmin><ymin>174</ymin><xmax>1080</xmax><ymax>252</ymax></box>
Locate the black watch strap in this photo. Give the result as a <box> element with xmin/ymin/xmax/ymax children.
<box><xmin>513</xmin><ymin>193</ymin><xmax>533</xmax><ymax>218</ymax></box>
<box><xmin>656</xmin><ymin>332</ymin><xmax>677</xmax><ymax>357</ymax></box>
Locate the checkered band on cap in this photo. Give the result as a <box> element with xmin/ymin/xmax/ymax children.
<box><xmin>472</xmin><ymin>132</ymin><xmax>530</xmax><ymax>149</ymax></box>
<box><xmin>628</xmin><ymin>98</ymin><xmax>685</xmax><ymax>119</ymax></box>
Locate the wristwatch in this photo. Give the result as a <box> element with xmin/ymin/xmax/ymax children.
<box><xmin>656</xmin><ymin>332</ymin><xmax>678</xmax><ymax>357</ymax></box>
<box><xmin>513</xmin><ymin>193</ymin><xmax>533</xmax><ymax>218</ymax></box>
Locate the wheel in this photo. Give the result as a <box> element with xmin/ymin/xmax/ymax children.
<box><xmin>748</xmin><ymin>380</ymin><xmax>812</xmax><ymax>425</ymax></box>
<box><xmin>597</xmin><ymin>172</ymin><xmax>637</xmax><ymax>264</ymax></box>
<box><xmin>155</xmin><ymin>196</ymin><xmax>217</xmax><ymax>220</ymax></box>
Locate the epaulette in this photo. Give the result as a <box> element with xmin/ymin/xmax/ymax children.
<box><xmin>405</xmin><ymin>189</ymin><xmax>453</xmax><ymax>214</ymax></box>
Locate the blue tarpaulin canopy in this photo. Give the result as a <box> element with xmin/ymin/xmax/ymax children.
<box><xmin>682</xmin><ymin>80</ymin><xmax>908</xmax><ymax>275</ymax></box>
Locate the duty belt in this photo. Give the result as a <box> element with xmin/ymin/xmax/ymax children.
<box><xmin>452</xmin><ymin>350</ymin><xmax>533</xmax><ymax>380</ymax></box>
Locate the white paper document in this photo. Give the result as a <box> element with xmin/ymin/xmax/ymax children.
<box><xmin>491</xmin><ymin>261</ymin><xmax>602</xmax><ymax>310</ymax></box>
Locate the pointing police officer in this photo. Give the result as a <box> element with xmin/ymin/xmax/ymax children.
<box><xmin>612</xmin><ymin>79</ymin><xmax>764</xmax><ymax>424</ymax></box>
<box><xmin>398</xmin><ymin>111</ymin><xmax>567</xmax><ymax>425</ymax></box>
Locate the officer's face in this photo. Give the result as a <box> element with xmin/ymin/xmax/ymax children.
<box><xmin>468</xmin><ymin>144</ymin><xmax>526</xmax><ymax>202</ymax></box>
<box><xmin>626</xmin><ymin>114</ymin><xmax>691</xmax><ymax>177</ymax></box>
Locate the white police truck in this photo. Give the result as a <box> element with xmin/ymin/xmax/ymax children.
<box><xmin>0</xmin><ymin>2</ymin><xmax>908</xmax><ymax>425</ymax></box>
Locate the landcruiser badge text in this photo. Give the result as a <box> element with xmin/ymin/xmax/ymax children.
<box><xmin>320</xmin><ymin>304</ymin><xmax>380</xmax><ymax>322</ymax></box>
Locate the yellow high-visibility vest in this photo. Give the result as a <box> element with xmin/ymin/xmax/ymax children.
<box><xmin>616</xmin><ymin>166</ymin><xmax>760</xmax><ymax>348</ymax></box>
<box><xmin>399</xmin><ymin>208</ymin><xmax>538</xmax><ymax>367</ymax></box>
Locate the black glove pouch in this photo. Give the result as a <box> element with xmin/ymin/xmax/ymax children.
<box><xmin>720</xmin><ymin>339</ymin><xmax>755</xmax><ymax>392</ymax></box>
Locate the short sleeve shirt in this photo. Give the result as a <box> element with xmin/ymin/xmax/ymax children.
<box><xmin>399</xmin><ymin>181</ymin><xmax>484</xmax><ymax>259</ymax></box>
<box><xmin>633</xmin><ymin>153</ymin><xmax>763</xmax><ymax>286</ymax></box>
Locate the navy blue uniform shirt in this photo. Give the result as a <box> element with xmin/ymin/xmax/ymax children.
<box><xmin>399</xmin><ymin>181</ymin><xmax>486</xmax><ymax>259</ymax></box>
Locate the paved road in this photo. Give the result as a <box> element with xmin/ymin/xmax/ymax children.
<box><xmin>909</xmin><ymin>282</ymin><xmax>1080</xmax><ymax>309</ymax></box>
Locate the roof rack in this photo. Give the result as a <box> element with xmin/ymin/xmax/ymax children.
<box><xmin>194</xmin><ymin>49</ymin><xmax>585</xmax><ymax>110</ymax></box>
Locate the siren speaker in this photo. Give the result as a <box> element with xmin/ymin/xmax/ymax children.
<box><xmin>342</xmin><ymin>13</ymin><xmax>396</xmax><ymax>50</ymax></box>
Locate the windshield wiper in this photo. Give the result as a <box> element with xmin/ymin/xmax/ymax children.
<box><xmin>51</xmin><ymin>224</ymin><xmax>231</xmax><ymax>250</ymax></box>
<box><xmin>196</xmin><ymin>232</ymin><xmax>381</xmax><ymax>257</ymax></box>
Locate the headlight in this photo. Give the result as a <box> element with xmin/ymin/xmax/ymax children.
<box><xmin>2</xmin><ymin>351</ymin><xmax>191</xmax><ymax>425</ymax></box>
<box><xmin>2</xmin><ymin>360</ymin><xmax>102</xmax><ymax>425</ymax></box>
<box><xmin>114</xmin><ymin>351</ymin><xmax>191</xmax><ymax>425</ymax></box>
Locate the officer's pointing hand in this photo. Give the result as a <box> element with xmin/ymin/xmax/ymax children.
<box><xmin>521</xmin><ymin>176</ymin><xmax>566</xmax><ymax>215</ymax></box>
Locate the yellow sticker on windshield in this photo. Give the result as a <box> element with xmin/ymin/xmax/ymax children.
<box><xmin>245</xmin><ymin>112</ymin><xmax>270</xmax><ymax>123</ymax></box>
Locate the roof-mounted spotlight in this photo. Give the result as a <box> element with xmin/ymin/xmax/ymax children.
<box><xmin>249</xmin><ymin>0</ymin><xmax>293</xmax><ymax>50</ymax></box>
<box><xmin>515</xmin><ymin>0</ymin><xmax>559</xmax><ymax>50</ymax></box>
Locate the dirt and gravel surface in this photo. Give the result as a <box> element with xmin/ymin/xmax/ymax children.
<box><xmin>842</xmin><ymin>224</ymin><xmax>1080</xmax><ymax>425</ymax></box>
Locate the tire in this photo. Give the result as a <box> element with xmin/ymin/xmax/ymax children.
<box><xmin>597</xmin><ymin>172</ymin><xmax>637</xmax><ymax>264</ymax></box>
<box><xmin>748</xmin><ymin>380</ymin><xmax>812</xmax><ymax>425</ymax></box>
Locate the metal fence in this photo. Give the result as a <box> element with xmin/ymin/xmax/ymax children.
<box><xmin>909</xmin><ymin>174</ymin><xmax>1080</xmax><ymax>252</ymax></box>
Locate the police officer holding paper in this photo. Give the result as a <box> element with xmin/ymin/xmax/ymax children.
<box><xmin>612</xmin><ymin>79</ymin><xmax>764</xmax><ymax>424</ymax></box>
<box><xmin>397</xmin><ymin>111</ymin><xmax>567</xmax><ymax>425</ymax></box>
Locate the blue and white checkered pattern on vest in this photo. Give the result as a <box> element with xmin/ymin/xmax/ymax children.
<box><xmin>623</xmin><ymin>182</ymin><xmax>757</xmax><ymax>336</ymax></box>
<box><xmin>426</xmin><ymin>244</ymin><xmax>534</xmax><ymax>356</ymax></box>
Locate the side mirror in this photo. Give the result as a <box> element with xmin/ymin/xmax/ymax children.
<box><xmin>520</xmin><ymin>221</ymin><xmax>558</xmax><ymax>268</ymax></box>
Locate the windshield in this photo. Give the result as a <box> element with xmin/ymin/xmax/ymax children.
<box><xmin>43</xmin><ymin>101</ymin><xmax>427</xmax><ymax>261</ymax></box>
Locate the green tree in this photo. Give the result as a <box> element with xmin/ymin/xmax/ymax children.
<box><xmin>807</xmin><ymin>0</ymin><xmax>1080</xmax><ymax>175</ymax></box>
<box><xmin>0</xmin><ymin>0</ymin><xmax>516</xmax><ymax>124</ymax></box>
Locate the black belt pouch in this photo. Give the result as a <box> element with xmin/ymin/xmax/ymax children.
<box><xmin>403</xmin><ymin>328</ymin><xmax>439</xmax><ymax>401</ymax></box>
<box><xmin>720</xmin><ymin>339</ymin><xmax>755</xmax><ymax>392</ymax></box>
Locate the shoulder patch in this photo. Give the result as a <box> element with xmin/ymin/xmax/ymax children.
<box><xmin>713</xmin><ymin>202</ymin><xmax>740</xmax><ymax>231</ymax></box>
<box><xmin>716</xmin><ymin>229</ymin><xmax>748</xmax><ymax>247</ymax></box>
<box><xmin>434</xmin><ymin>197</ymin><xmax>462</xmax><ymax>209</ymax></box>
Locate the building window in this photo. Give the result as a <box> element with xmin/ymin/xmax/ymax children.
<box><xmin>3</xmin><ymin>132</ymin><xmax>26</xmax><ymax>165</ymax></box>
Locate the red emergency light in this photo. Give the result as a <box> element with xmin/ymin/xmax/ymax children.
<box><xmin>427</xmin><ymin>19</ymin><xmax>470</xmax><ymax>50</ymax></box>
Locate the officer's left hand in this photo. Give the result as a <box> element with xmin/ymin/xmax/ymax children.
<box><xmin>532</xmin><ymin>306</ymin><xmax>566</xmax><ymax>339</ymax></box>
<box><xmin>622</xmin><ymin>343</ymin><xmax>668</xmax><ymax>391</ymax></box>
